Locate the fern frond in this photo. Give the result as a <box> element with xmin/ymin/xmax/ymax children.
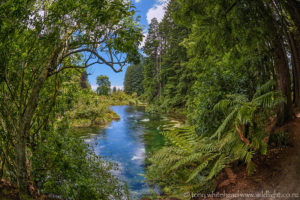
<box><xmin>205</xmin><ymin>154</ymin><xmax>228</xmax><ymax>181</ymax></box>
<box><xmin>162</xmin><ymin>126</ymin><xmax>199</xmax><ymax>152</ymax></box>
<box><xmin>150</xmin><ymin>146</ymin><xmax>185</xmax><ymax>167</ymax></box>
<box><xmin>211</xmin><ymin>107</ymin><xmax>238</xmax><ymax>140</ymax></box>
<box><xmin>169</xmin><ymin>152</ymin><xmax>206</xmax><ymax>171</ymax></box>
<box><xmin>227</xmin><ymin>94</ymin><xmax>248</xmax><ymax>104</ymax></box>
<box><xmin>217</xmin><ymin>131</ymin><xmax>235</xmax><ymax>151</ymax></box>
<box><xmin>195</xmin><ymin>141</ymin><xmax>217</xmax><ymax>152</ymax></box>
<box><xmin>253</xmin><ymin>91</ymin><xmax>284</xmax><ymax>109</ymax></box>
<box><xmin>253</xmin><ymin>80</ymin><xmax>276</xmax><ymax>98</ymax></box>
<box><xmin>213</xmin><ymin>99</ymin><xmax>234</xmax><ymax>115</ymax></box>
<box><xmin>186</xmin><ymin>153</ymin><xmax>219</xmax><ymax>183</ymax></box>
<box><xmin>236</xmin><ymin>103</ymin><xmax>255</xmax><ymax>124</ymax></box>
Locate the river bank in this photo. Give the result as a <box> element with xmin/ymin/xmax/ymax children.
<box><xmin>74</xmin><ymin>105</ymin><xmax>181</xmax><ymax>199</ymax></box>
<box><xmin>68</xmin><ymin>91</ymin><xmax>143</xmax><ymax>128</ymax></box>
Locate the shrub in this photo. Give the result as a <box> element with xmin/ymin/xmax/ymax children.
<box><xmin>31</xmin><ymin>127</ymin><xmax>128</xmax><ymax>200</ymax></box>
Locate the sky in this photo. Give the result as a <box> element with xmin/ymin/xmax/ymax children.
<box><xmin>87</xmin><ymin>0</ymin><xmax>168</xmax><ymax>91</ymax></box>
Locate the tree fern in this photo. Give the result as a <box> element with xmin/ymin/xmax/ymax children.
<box><xmin>147</xmin><ymin>80</ymin><xmax>283</xmax><ymax>197</ymax></box>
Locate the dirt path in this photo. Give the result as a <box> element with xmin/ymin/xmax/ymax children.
<box><xmin>271</xmin><ymin>113</ymin><xmax>300</xmax><ymax>195</ymax></box>
<box><xmin>218</xmin><ymin>113</ymin><xmax>300</xmax><ymax>200</ymax></box>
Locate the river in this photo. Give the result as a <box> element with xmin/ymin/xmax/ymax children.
<box><xmin>74</xmin><ymin>105</ymin><xmax>178</xmax><ymax>199</ymax></box>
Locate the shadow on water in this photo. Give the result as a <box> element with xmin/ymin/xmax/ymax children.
<box><xmin>72</xmin><ymin>105</ymin><xmax>177</xmax><ymax>199</ymax></box>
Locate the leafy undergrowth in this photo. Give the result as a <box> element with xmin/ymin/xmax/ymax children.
<box><xmin>204</xmin><ymin>112</ymin><xmax>300</xmax><ymax>200</ymax></box>
<box><xmin>67</xmin><ymin>90</ymin><xmax>142</xmax><ymax>128</ymax></box>
<box><xmin>0</xmin><ymin>179</ymin><xmax>59</xmax><ymax>200</ymax></box>
<box><xmin>146</xmin><ymin>81</ymin><xmax>282</xmax><ymax>199</ymax></box>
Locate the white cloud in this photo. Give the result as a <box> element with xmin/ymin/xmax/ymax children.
<box><xmin>146</xmin><ymin>0</ymin><xmax>168</xmax><ymax>24</ymax></box>
<box><xmin>135</xmin><ymin>0</ymin><xmax>141</xmax><ymax>3</ymax></box>
<box><xmin>131</xmin><ymin>147</ymin><xmax>145</xmax><ymax>165</ymax></box>
<box><xmin>91</xmin><ymin>84</ymin><xmax>98</xmax><ymax>91</ymax></box>
<box><xmin>91</xmin><ymin>85</ymin><xmax>124</xmax><ymax>91</ymax></box>
<box><xmin>139</xmin><ymin>32</ymin><xmax>148</xmax><ymax>48</ymax></box>
<box><xmin>111</xmin><ymin>85</ymin><xmax>124</xmax><ymax>90</ymax></box>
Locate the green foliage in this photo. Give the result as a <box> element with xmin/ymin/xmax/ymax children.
<box><xmin>0</xmin><ymin>0</ymin><xmax>142</xmax><ymax>196</ymax></box>
<box><xmin>80</xmin><ymin>71</ymin><xmax>91</xmax><ymax>89</ymax></box>
<box><xmin>98</xmin><ymin>90</ymin><xmax>141</xmax><ymax>106</ymax></box>
<box><xmin>142</xmin><ymin>17</ymin><xmax>160</xmax><ymax>102</ymax></box>
<box><xmin>31</xmin><ymin>125</ymin><xmax>128</xmax><ymax>200</ymax></box>
<box><xmin>112</xmin><ymin>86</ymin><xmax>117</xmax><ymax>93</ymax></box>
<box><xmin>269</xmin><ymin>131</ymin><xmax>290</xmax><ymax>147</ymax></box>
<box><xmin>124</xmin><ymin>63</ymin><xmax>144</xmax><ymax>96</ymax></box>
<box><xmin>96</xmin><ymin>75</ymin><xmax>111</xmax><ymax>96</ymax></box>
<box><xmin>142</xmin><ymin>0</ymin><xmax>192</xmax><ymax>111</ymax></box>
<box><xmin>147</xmin><ymin>81</ymin><xmax>282</xmax><ymax>198</ymax></box>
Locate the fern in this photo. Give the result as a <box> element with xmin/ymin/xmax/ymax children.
<box><xmin>211</xmin><ymin>107</ymin><xmax>238</xmax><ymax>140</ymax></box>
<box><xmin>147</xmin><ymin>80</ymin><xmax>283</xmax><ymax>196</ymax></box>
<box><xmin>186</xmin><ymin>153</ymin><xmax>219</xmax><ymax>183</ymax></box>
<box><xmin>253</xmin><ymin>80</ymin><xmax>276</xmax><ymax>99</ymax></box>
<box><xmin>169</xmin><ymin>152</ymin><xmax>205</xmax><ymax>171</ymax></box>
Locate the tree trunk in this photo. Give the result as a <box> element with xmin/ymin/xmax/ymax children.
<box><xmin>287</xmin><ymin>32</ymin><xmax>300</xmax><ymax>108</ymax></box>
<box><xmin>15</xmin><ymin>129</ymin><xmax>28</xmax><ymax>197</ymax></box>
<box><xmin>16</xmin><ymin>67</ymin><xmax>49</xmax><ymax>197</ymax></box>
<box><xmin>274</xmin><ymin>43</ymin><xmax>293</xmax><ymax>125</ymax></box>
<box><xmin>286</xmin><ymin>0</ymin><xmax>300</xmax><ymax>31</ymax></box>
<box><xmin>155</xmin><ymin>50</ymin><xmax>160</xmax><ymax>98</ymax></box>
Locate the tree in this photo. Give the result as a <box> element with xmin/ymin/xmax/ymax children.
<box><xmin>148</xmin><ymin>81</ymin><xmax>283</xmax><ymax>196</ymax></box>
<box><xmin>143</xmin><ymin>18</ymin><xmax>161</xmax><ymax>101</ymax></box>
<box><xmin>124</xmin><ymin>63</ymin><xmax>144</xmax><ymax>96</ymax></box>
<box><xmin>96</xmin><ymin>75</ymin><xmax>111</xmax><ymax>96</ymax></box>
<box><xmin>174</xmin><ymin>0</ymin><xmax>296</xmax><ymax>127</ymax></box>
<box><xmin>282</xmin><ymin>0</ymin><xmax>300</xmax><ymax>108</ymax></box>
<box><xmin>0</xmin><ymin>0</ymin><xmax>142</xmax><ymax>197</ymax></box>
<box><xmin>112</xmin><ymin>86</ymin><xmax>117</xmax><ymax>93</ymax></box>
<box><xmin>156</xmin><ymin>0</ymin><xmax>192</xmax><ymax>110</ymax></box>
<box><xmin>80</xmin><ymin>70</ymin><xmax>90</xmax><ymax>89</ymax></box>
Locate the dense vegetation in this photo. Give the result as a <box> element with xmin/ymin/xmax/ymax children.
<box><xmin>124</xmin><ymin>62</ymin><xmax>144</xmax><ymax>96</ymax></box>
<box><xmin>1</xmin><ymin>0</ymin><xmax>300</xmax><ymax>199</ymax></box>
<box><xmin>67</xmin><ymin>79</ymin><xmax>138</xmax><ymax>128</ymax></box>
<box><xmin>96</xmin><ymin>75</ymin><xmax>111</xmax><ymax>96</ymax></box>
<box><xmin>140</xmin><ymin>0</ymin><xmax>300</xmax><ymax>198</ymax></box>
<box><xmin>0</xmin><ymin>0</ymin><xmax>142</xmax><ymax>199</ymax></box>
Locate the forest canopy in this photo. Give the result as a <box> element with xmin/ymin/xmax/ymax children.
<box><xmin>141</xmin><ymin>0</ymin><xmax>300</xmax><ymax>198</ymax></box>
<box><xmin>1</xmin><ymin>0</ymin><xmax>300</xmax><ymax>199</ymax></box>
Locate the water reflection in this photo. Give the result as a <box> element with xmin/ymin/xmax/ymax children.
<box><xmin>75</xmin><ymin>106</ymin><xmax>176</xmax><ymax>199</ymax></box>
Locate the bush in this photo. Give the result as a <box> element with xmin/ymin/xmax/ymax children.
<box><xmin>31</xmin><ymin>126</ymin><xmax>128</xmax><ymax>200</ymax></box>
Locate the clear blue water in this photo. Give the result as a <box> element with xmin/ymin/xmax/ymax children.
<box><xmin>76</xmin><ymin>106</ymin><xmax>175</xmax><ymax>199</ymax></box>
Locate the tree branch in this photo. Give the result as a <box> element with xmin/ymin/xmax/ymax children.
<box><xmin>62</xmin><ymin>48</ymin><xmax>126</xmax><ymax>72</ymax></box>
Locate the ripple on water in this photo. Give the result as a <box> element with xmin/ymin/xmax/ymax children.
<box><xmin>77</xmin><ymin>106</ymin><xmax>170</xmax><ymax>199</ymax></box>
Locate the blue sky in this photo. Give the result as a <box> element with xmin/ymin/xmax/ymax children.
<box><xmin>87</xmin><ymin>0</ymin><xmax>168</xmax><ymax>90</ymax></box>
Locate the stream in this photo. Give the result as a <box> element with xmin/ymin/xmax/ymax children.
<box><xmin>73</xmin><ymin>105</ymin><xmax>178</xmax><ymax>199</ymax></box>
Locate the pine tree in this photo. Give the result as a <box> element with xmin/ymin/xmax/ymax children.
<box><xmin>143</xmin><ymin>18</ymin><xmax>161</xmax><ymax>101</ymax></box>
<box><xmin>157</xmin><ymin>0</ymin><xmax>192</xmax><ymax>110</ymax></box>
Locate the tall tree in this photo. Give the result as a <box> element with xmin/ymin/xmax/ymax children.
<box><xmin>157</xmin><ymin>0</ymin><xmax>192</xmax><ymax>110</ymax></box>
<box><xmin>174</xmin><ymin>0</ymin><xmax>294</xmax><ymax>127</ymax></box>
<box><xmin>143</xmin><ymin>18</ymin><xmax>161</xmax><ymax>101</ymax></box>
<box><xmin>124</xmin><ymin>63</ymin><xmax>144</xmax><ymax>96</ymax></box>
<box><xmin>277</xmin><ymin>0</ymin><xmax>300</xmax><ymax>109</ymax></box>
